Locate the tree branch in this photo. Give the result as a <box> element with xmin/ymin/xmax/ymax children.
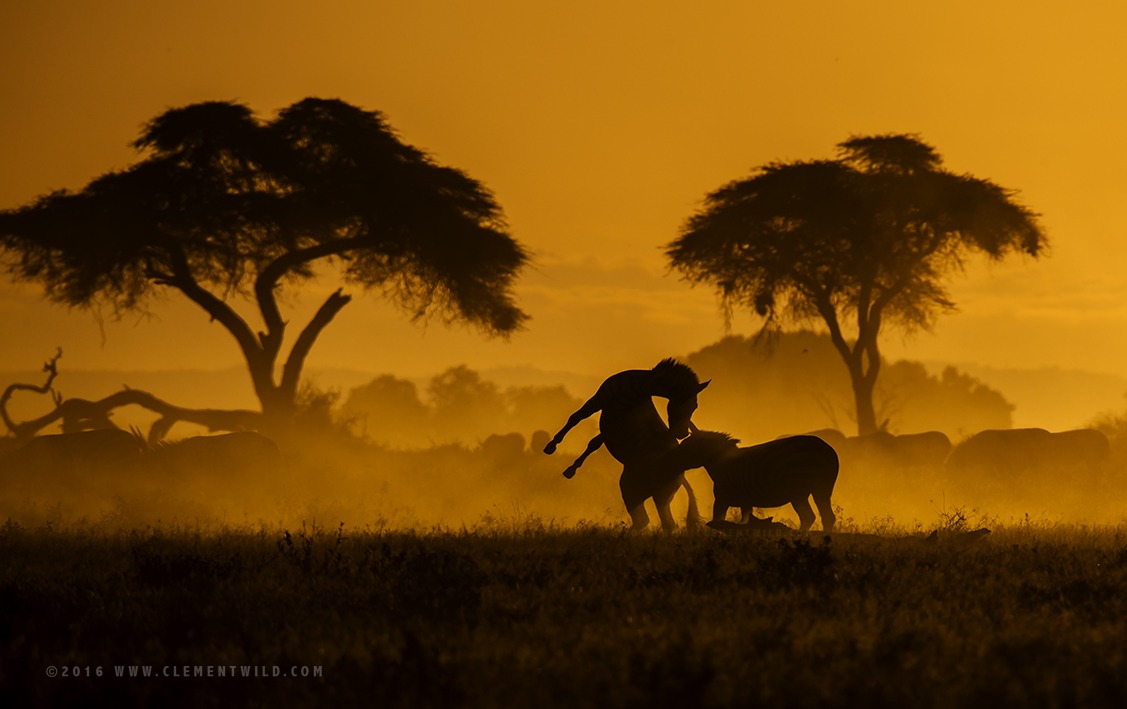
<box><xmin>1</xmin><ymin>348</ymin><xmax>63</xmax><ymax>439</ymax></box>
<box><xmin>856</xmin><ymin>278</ymin><xmax>873</xmax><ymax>343</ymax></box>
<box><xmin>868</xmin><ymin>223</ymin><xmax>946</xmax><ymax>323</ymax></box>
<box><xmin>169</xmin><ymin>280</ymin><xmax>261</xmax><ymax>360</ymax></box>
<box><xmin>254</xmin><ymin>237</ymin><xmax>367</xmax><ymax>357</ymax></box>
<box><xmin>4</xmin><ymin>387</ymin><xmax>262</xmax><ymax>445</ymax></box>
<box><xmin>813</xmin><ymin>294</ymin><xmax>857</xmax><ymax>370</ymax></box>
<box><xmin>278</xmin><ymin>288</ymin><xmax>353</xmax><ymax>400</ymax></box>
<box><xmin>156</xmin><ymin>248</ymin><xmax>274</xmax><ymax>398</ymax></box>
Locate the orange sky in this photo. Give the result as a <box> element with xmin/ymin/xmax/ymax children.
<box><xmin>2</xmin><ymin>1</ymin><xmax>1127</xmax><ymax>388</ymax></box>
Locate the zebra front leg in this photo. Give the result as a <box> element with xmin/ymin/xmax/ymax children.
<box><xmin>544</xmin><ymin>397</ymin><xmax>602</xmax><ymax>454</ymax></box>
<box><xmin>562</xmin><ymin>434</ymin><xmax>603</xmax><ymax>479</ymax></box>
<box><xmin>654</xmin><ymin>476</ymin><xmax>685</xmax><ymax>533</ymax></box>
<box><xmin>712</xmin><ymin>499</ymin><xmax>731</xmax><ymax>524</ymax></box>
<box><xmin>621</xmin><ymin>467</ymin><xmax>651</xmax><ymax>531</ymax></box>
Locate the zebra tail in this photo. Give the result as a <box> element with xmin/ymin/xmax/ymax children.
<box><xmin>681</xmin><ymin>477</ymin><xmax>702</xmax><ymax>530</ymax></box>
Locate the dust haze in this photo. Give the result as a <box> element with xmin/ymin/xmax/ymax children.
<box><xmin>3</xmin><ymin>331</ymin><xmax>1124</xmax><ymax>532</ymax></box>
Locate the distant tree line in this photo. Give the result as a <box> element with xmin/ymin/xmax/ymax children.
<box><xmin>340</xmin><ymin>332</ymin><xmax>1012</xmax><ymax>450</ymax></box>
<box><xmin>339</xmin><ymin>366</ymin><xmax>594</xmax><ymax>449</ymax></box>
<box><xmin>682</xmin><ymin>331</ymin><xmax>1012</xmax><ymax>441</ymax></box>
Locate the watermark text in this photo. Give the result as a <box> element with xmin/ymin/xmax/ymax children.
<box><xmin>46</xmin><ymin>664</ymin><xmax>322</xmax><ymax>679</ymax></box>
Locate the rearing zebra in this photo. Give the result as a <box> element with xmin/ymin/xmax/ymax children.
<box><xmin>543</xmin><ymin>358</ymin><xmax>710</xmax><ymax>531</ymax></box>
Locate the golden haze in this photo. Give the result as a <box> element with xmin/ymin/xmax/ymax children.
<box><xmin>1</xmin><ymin>1</ymin><xmax>1126</xmax><ymax>422</ymax></box>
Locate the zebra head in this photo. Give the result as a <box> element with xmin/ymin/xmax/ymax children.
<box><xmin>677</xmin><ymin>429</ymin><xmax>740</xmax><ymax>468</ymax></box>
<box><xmin>652</xmin><ymin>359</ymin><xmax>710</xmax><ymax>439</ymax></box>
<box><xmin>667</xmin><ymin>381</ymin><xmax>709</xmax><ymax>439</ymax></box>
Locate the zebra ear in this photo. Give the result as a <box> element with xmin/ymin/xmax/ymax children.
<box><xmin>697</xmin><ymin>380</ymin><xmax>711</xmax><ymax>393</ymax></box>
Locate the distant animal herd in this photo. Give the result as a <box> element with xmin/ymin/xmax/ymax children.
<box><xmin>0</xmin><ymin>359</ymin><xmax>1113</xmax><ymax>532</ymax></box>
<box><xmin>543</xmin><ymin>360</ymin><xmax>1113</xmax><ymax>532</ymax></box>
<box><xmin>0</xmin><ymin>429</ymin><xmax>281</xmax><ymax>497</ymax></box>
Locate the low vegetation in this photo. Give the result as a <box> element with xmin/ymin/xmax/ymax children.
<box><xmin>4</xmin><ymin>396</ymin><xmax>1127</xmax><ymax>706</ymax></box>
<box><xmin>4</xmin><ymin>516</ymin><xmax>1127</xmax><ymax>707</ymax></box>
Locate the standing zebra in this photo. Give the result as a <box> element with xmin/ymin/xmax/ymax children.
<box><xmin>676</xmin><ymin>430</ymin><xmax>839</xmax><ymax>532</ymax></box>
<box><xmin>543</xmin><ymin>358</ymin><xmax>710</xmax><ymax>531</ymax></box>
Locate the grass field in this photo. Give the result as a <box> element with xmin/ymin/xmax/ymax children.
<box><xmin>4</xmin><ymin>515</ymin><xmax>1127</xmax><ymax>708</ymax></box>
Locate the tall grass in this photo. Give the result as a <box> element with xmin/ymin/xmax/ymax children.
<box><xmin>4</xmin><ymin>517</ymin><xmax>1127</xmax><ymax>707</ymax></box>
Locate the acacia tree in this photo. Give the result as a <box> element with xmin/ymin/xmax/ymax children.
<box><xmin>666</xmin><ymin>134</ymin><xmax>1045</xmax><ymax>435</ymax></box>
<box><xmin>0</xmin><ymin>98</ymin><xmax>528</xmax><ymax>432</ymax></box>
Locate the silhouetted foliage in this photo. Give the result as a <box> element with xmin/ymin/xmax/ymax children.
<box><xmin>341</xmin><ymin>367</ymin><xmax>596</xmax><ymax>449</ymax></box>
<box><xmin>428</xmin><ymin>366</ymin><xmax>507</xmax><ymax>442</ymax></box>
<box><xmin>880</xmin><ymin>361</ymin><xmax>1014</xmax><ymax>436</ymax></box>
<box><xmin>1090</xmin><ymin>409</ymin><xmax>1127</xmax><ymax>466</ymax></box>
<box><xmin>685</xmin><ymin>332</ymin><xmax>1012</xmax><ymax>440</ymax></box>
<box><xmin>667</xmin><ymin>134</ymin><xmax>1045</xmax><ymax>435</ymax></box>
<box><xmin>505</xmin><ymin>384</ymin><xmax>583</xmax><ymax>434</ymax></box>
<box><xmin>341</xmin><ymin>374</ymin><xmax>432</xmax><ymax>445</ymax></box>
<box><xmin>0</xmin><ymin>98</ymin><xmax>529</xmax><ymax>424</ymax></box>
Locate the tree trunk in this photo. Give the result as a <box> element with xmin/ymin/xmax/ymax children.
<box><xmin>848</xmin><ymin>365</ymin><xmax>880</xmax><ymax>437</ymax></box>
<box><xmin>247</xmin><ymin>288</ymin><xmax>352</xmax><ymax>429</ymax></box>
<box><xmin>825</xmin><ymin>324</ymin><xmax>882</xmax><ymax>436</ymax></box>
<box><xmin>257</xmin><ymin>385</ymin><xmax>298</xmax><ymax>427</ymax></box>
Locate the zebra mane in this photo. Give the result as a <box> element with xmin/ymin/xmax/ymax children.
<box><xmin>652</xmin><ymin>358</ymin><xmax>701</xmax><ymax>393</ymax></box>
<box><xmin>126</xmin><ymin>425</ymin><xmax>152</xmax><ymax>451</ymax></box>
<box><xmin>691</xmin><ymin>429</ymin><xmax>740</xmax><ymax>447</ymax></box>
<box><xmin>678</xmin><ymin>429</ymin><xmax>740</xmax><ymax>466</ymax></box>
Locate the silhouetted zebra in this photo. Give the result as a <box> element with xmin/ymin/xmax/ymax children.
<box><xmin>676</xmin><ymin>430</ymin><xmax>839</xmax><ymax>532</ymax></box>
<box><xmin>544</xmin><ymin>358</ymin><xmax>709</xmax><ymax>467</ymax></box>
<box><xmin>543</xmin><ymin>359</ymin><xmax>709</xmax><ymax>531</ymax></box>
<box><xmin>0</xmin><ymin>428</ymin><xmax>146</xmax><ymax>476</ymax></box>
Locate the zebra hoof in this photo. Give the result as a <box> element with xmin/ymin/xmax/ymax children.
<box><xmin>544</xmin><ymin>441</ymin><xmax>558</xmax><ymax>455</ymax></box>
<box><xmin>562</xmin><ymin>468</ymin><xmax>577</xmax><ymax>479</ymax></box>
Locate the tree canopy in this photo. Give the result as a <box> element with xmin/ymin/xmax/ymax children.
<box><xmin>0</xmin><ymin>98</ymin><xmax>529</xmax><ymax>429</ymax></box>
<box><xmin>666</xmin><ymin>134</ymin><xmax>1046</xmax><ymax>435</ymax></box>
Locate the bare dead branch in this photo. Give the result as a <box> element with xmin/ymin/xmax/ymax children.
<box><xmin>4</xmin><ymin>385</ymin><xmax>261</xmax><ymax>444</ymax></box>
<box><xmin>1</xmin><ymin>348</ymin><xmax>64</xmax><ymax>439</ymax></box>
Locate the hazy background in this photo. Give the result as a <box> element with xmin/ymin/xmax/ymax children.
<box><xmin>2</xmin><ymin>1</ymin><xmax>1126</xmax><ymax>430</ymax></box>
